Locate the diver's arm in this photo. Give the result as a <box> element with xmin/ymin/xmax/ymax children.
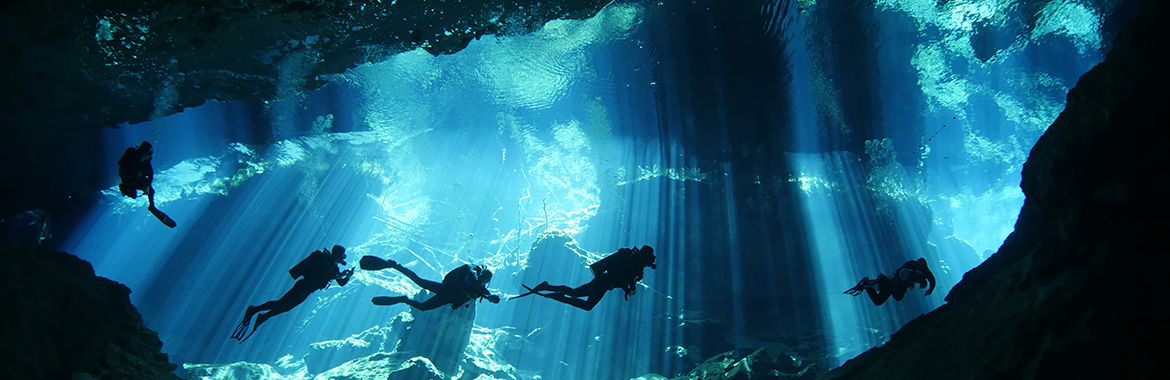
<box><xmin>620</xmin><ymin>282</ymin><xmax>638</xmax><ymax>301</ymax></box>
<box><xmin>483</xmin><ymin>291</ymin><xmax>501</xmax><ymax>304</ymax></box>
<box><xmin>335</xmin><ymin>268</ymin><xmax>354</xmax><ymax>287</ymax></box>
<box><xmin>906</xmin><ymin>259</ymin><xmax>936</xmax><ymax>295</ymax></box>
<box><xmin>924</xmin><ymin>269</ymin><xmax>936</xmax><ymax>296</ymax></box>
<box><xmin>468</xmin><ymin>282</ymin><xmax>493</xmax><ymax>299</ymax></box>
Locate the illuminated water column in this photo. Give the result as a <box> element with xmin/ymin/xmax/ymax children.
<box><xmin>789</xmin><ymin>152</ymin><xmax>882</xmax><ymax>366</ymax></box>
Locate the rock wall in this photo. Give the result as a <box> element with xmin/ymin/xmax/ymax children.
<box><xmin>814</xmin><ymin>0</ymin><xmax>1169</xmax><ymax>378</ymax></box>
<box><xmin>0</xmin><ymin>0</ymin><xmax>614</xmax><ymax>217</ymax></box>
<box><xmin>0</xmin><ymin>240</ymin><xmax>179</xmax><ymax>380</ymax></box>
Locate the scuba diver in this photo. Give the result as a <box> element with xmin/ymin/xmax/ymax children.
<box><xmin>231</xmin><ymin>245</ymin><xmax>355</xmax><ymax>342</ymax></box>
<box><xmin>516</xmin><ymin>245</ymin><xmax>657</xmax><ymax>311</ymax></box>
<box><xmin>360</xmin><ymin>255</ymin><xmax>501</xmax><ymax>310</ymax></box>
<box><xmin>116</xmin><ymin>141</ymin><xmax>176</xmax><ymax>228</ymax></box>
<box><xmin>844</xmin><ymin>257</ymin><xmax>936</xmax><ymax>306</ymax></box>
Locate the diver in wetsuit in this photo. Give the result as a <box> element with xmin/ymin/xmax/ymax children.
<box><xmin>844</xmin><ymin>257</ymin><xmax>936</xmax><ymax>306</ymax></box>
<box><xmin>516</xmin><ymin>245</ymin><xmax>657</xmax><ymax>311</ymax></box>
<box><xmin>231</xmin><ymin>245</ymin><xmax>355</xmax><ymax>342</ymax></box>
<box><xmin>116</xmin><ymin>141</ymin><xmax>176</xmax><ymax>228</ymax></box>
<box><xmin>361</xmin><ymin>255</ymin><xmax>501</xmax><ymax>310</ymax></box>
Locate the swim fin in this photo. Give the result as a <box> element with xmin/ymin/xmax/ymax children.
<box><xmin>231</xmin><ymin>319</ymin><xmax>250</xmax><ymax>342</ymax></box>
<box><xmin>237</xmin><ymin>324</ymin><xmax>259</xmax><ymax>343</ymax></box>
<box><xmin>372</xmin><ymin>296</ymin><xmax>407</xmax><ymax>306</ymax></box>
<box><xmin>149</xmin><ymin>206</ymin><xmax>177</xmax><ymax>228</ymax></box>
<box><xmin>512</xmin><ymin>284</ymin><xmax>546</xmax><ymax>300</ymax></box>
<box><xmin>360</xmin><ymin>256</ymin><xmax>397</xmax><ymax>271</ymax></box>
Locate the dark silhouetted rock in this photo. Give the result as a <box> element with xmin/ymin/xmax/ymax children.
<box><xmin>0</xmin><ymin>240</ymin><xmax>179</xmax><ymax>380</ymax></box>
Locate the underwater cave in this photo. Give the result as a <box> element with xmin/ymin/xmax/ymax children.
<box><xmin>1</xmin><ymin>0</ymin><xmax>1165</xmax><ymax>379</ymax></box>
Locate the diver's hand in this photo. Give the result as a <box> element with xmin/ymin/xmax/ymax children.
<box><xmin>485</xmin><ymin>294</ymin><xmax>501</xmax><ymax>304</ymax></box>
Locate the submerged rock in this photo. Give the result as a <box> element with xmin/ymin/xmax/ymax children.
<box><xmin>304</xmin><ymin>324</ymin><xmax>398</xmax><ymax>374</ymax></box>
<box><xmin>652</xmin><ymin>310</ymin><xmax>736</xmax><ymax>376</ymax></box>
<box><xmin>518</xmin><ymin>229</ymin><xmax>595</xmax><ymax>287</ymax></box>
<box><xmin>184</xmin><ymin>361</ymin><xmax>287</xmax><ymax>380</ymax></box>
<box><xmin>396</xmin><ymin>289</ymin><xmax>477</xmax><ymax>375</ymax></box>
<box><xmin>0</xmin><ymin>240</ymin><xmax>179</xmax><ymax>380</ymax></box>
<box><xmin>186</xmin><ymin>352</ymin><xmax>442</xmax><ymax>380</ymax></box>
<box><xmin>186</xmin><ymin>315</ymin><xmax>525</xmax><ymax>380</ymax></box>
<box><xmin>671</xmin><ymin>348</ymin><xmax>814</xmax><ymax>380</ymax></box>
<box><xmin>463</xmin><ymin>327</ymin><xmax>523</xmax><ymax>380</ymax></box>
<box><xmin>313</xmin><ymin>352</ymin><xmax>441</xmax><ymax>380</ymax></box>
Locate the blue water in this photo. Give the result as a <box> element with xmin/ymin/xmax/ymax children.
<box><xmin>53</xmin><ymin>1</ymin><xmax>1135</xmax><ymax>379</ymax></box>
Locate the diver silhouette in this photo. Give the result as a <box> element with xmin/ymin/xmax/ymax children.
<box><xmin>360</xmin><ymin>255</ymin><xmax>501</xmax><ymax>310</ymax></box>
<box><xmin>116</xmin><ymin>141</ymin><xmax>176</xmax><ymax>228</ymax></box>
<box><xmin>844</xmin><ymin>257</ymin><xmax>936</xmax><ymax>306</ymax></box>
<box><xmin>231</xmin><ymin>245</ymin><xmax>354</xmax><ymax>342</ymax></box>
<box><xmin>516</xmin><ymin>245</ymin><xmax>657</xmax><ymax>311</ymax></box>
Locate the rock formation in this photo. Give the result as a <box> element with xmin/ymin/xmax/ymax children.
<box><xmin>395</xmin><ymin>288</ymin><xmax>477</xmax><ymax>376</ymax></box>
<box><xmin>303</xmin><ymin>323</ymin><xmax>398</xmax><ymax>374</ymax></box>
<box><xmin>0</xmin><ymin>240</ymin><xmax>180</xmax><ymax>380</ymax></box>
<box><xmin>0</xmin><ymin>0</ymin><xmax>615</xmax><ymax>217</ymax></box>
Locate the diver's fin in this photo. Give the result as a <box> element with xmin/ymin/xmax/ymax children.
<box><xmin>360</xmin><ymin>256</ymin><xmax>395</xmax><ymax>271</ymax></box>
<box><xmin>231</xmin><ymin>320</ymin><xmax>249</xmax><ymax>341</ymax></box>
<box><xmin>238</xmin><ymin>325</ymin><xmax>259</xmax><ymax>343</ymax></box>
<box><xmin>372</xmin><ymin>296</ymin><xmax>406</xmax><ymax>306</ymax></box>
<box><xmin>512</xmin><ymin>284</ymin><xmax>544</xmax><ymax>300</ymax></box>
<box><xmin>149</xmin><ymin>206</ymin><xmax>177</xmax><ymax>228</ymax></box>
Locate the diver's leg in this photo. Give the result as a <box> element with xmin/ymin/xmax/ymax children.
<box><xmin>145</xmin><ymin>186</ymin><xmax>156</xmax><ymax>208</ymax></box>
<box><xmin>391</xmin><ymin>265</ymin><xmax>444</xmax><ymax>294</ymax></box>
<box><xmin>372</xmin><ymin>296</ymin><xmax>410</xmax><ymax>306</ymax></box>
<box><xmin>545</xmin><ymin>280</ymin><xmax>582</xmax><ymax>293</ymax></box>
<box><xmin>560</xmin><ymin>280</ymin><xmax>597</xmax><ymax>298</ymax></box>
<box><xmin>253</xmin><ymin>281</ymin><xmax>316</xmax><ymax>328</ymax></box>
<box><xmin>865</xmin><ymin>286</ymin><xmax>891</xmax><ymax>306</ymax></box>
<box><xmin>372</xmin><ymin>295</ymin><xmax>445</xmax><ymax>311</ymax></box>
<box><xmin>538</xmin><ymin>293</ymin><xmax>592</xmax><ymax>310</ymax></box>
<box><xmin>145</xmin><ymin>186</ymin><xmax>177</xmax><ymax>228</ymax></box>
<box><xmin>373</xmin><ymin>296</ymin><xmax>406</xmax><ymax>306</ymax></box>
<box><xmin>526</xmin><ymin>280</ymin><xmax>593</xmax><ymax>299</ymax></box>
<box><xmin>539</xmin><ymin>283</ymin><xmax>607</xmax><ymax>311</ymax></box>
<box><xmin>414</xmin><ymin>294</ymin><xmax>455</xmax><ymax>311</ymax></box>
<box><xmin>578</xmin><ymin>281</ymin><xmax>609</xmax><ymax>310</ymax></box>
<box><xmin>891</xmin><ymin>286</ymin><xmax>908</xmax><ymax>301</ymax></box>
<box><xmin>534</xmin><ymin>281</ymin><xmax>578</xmax><ymax>294</ymax></box>
<box><xmin>864</xmin><ymin>275</ymin><xmax>895</xmax><ymax>306</ymax></box>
